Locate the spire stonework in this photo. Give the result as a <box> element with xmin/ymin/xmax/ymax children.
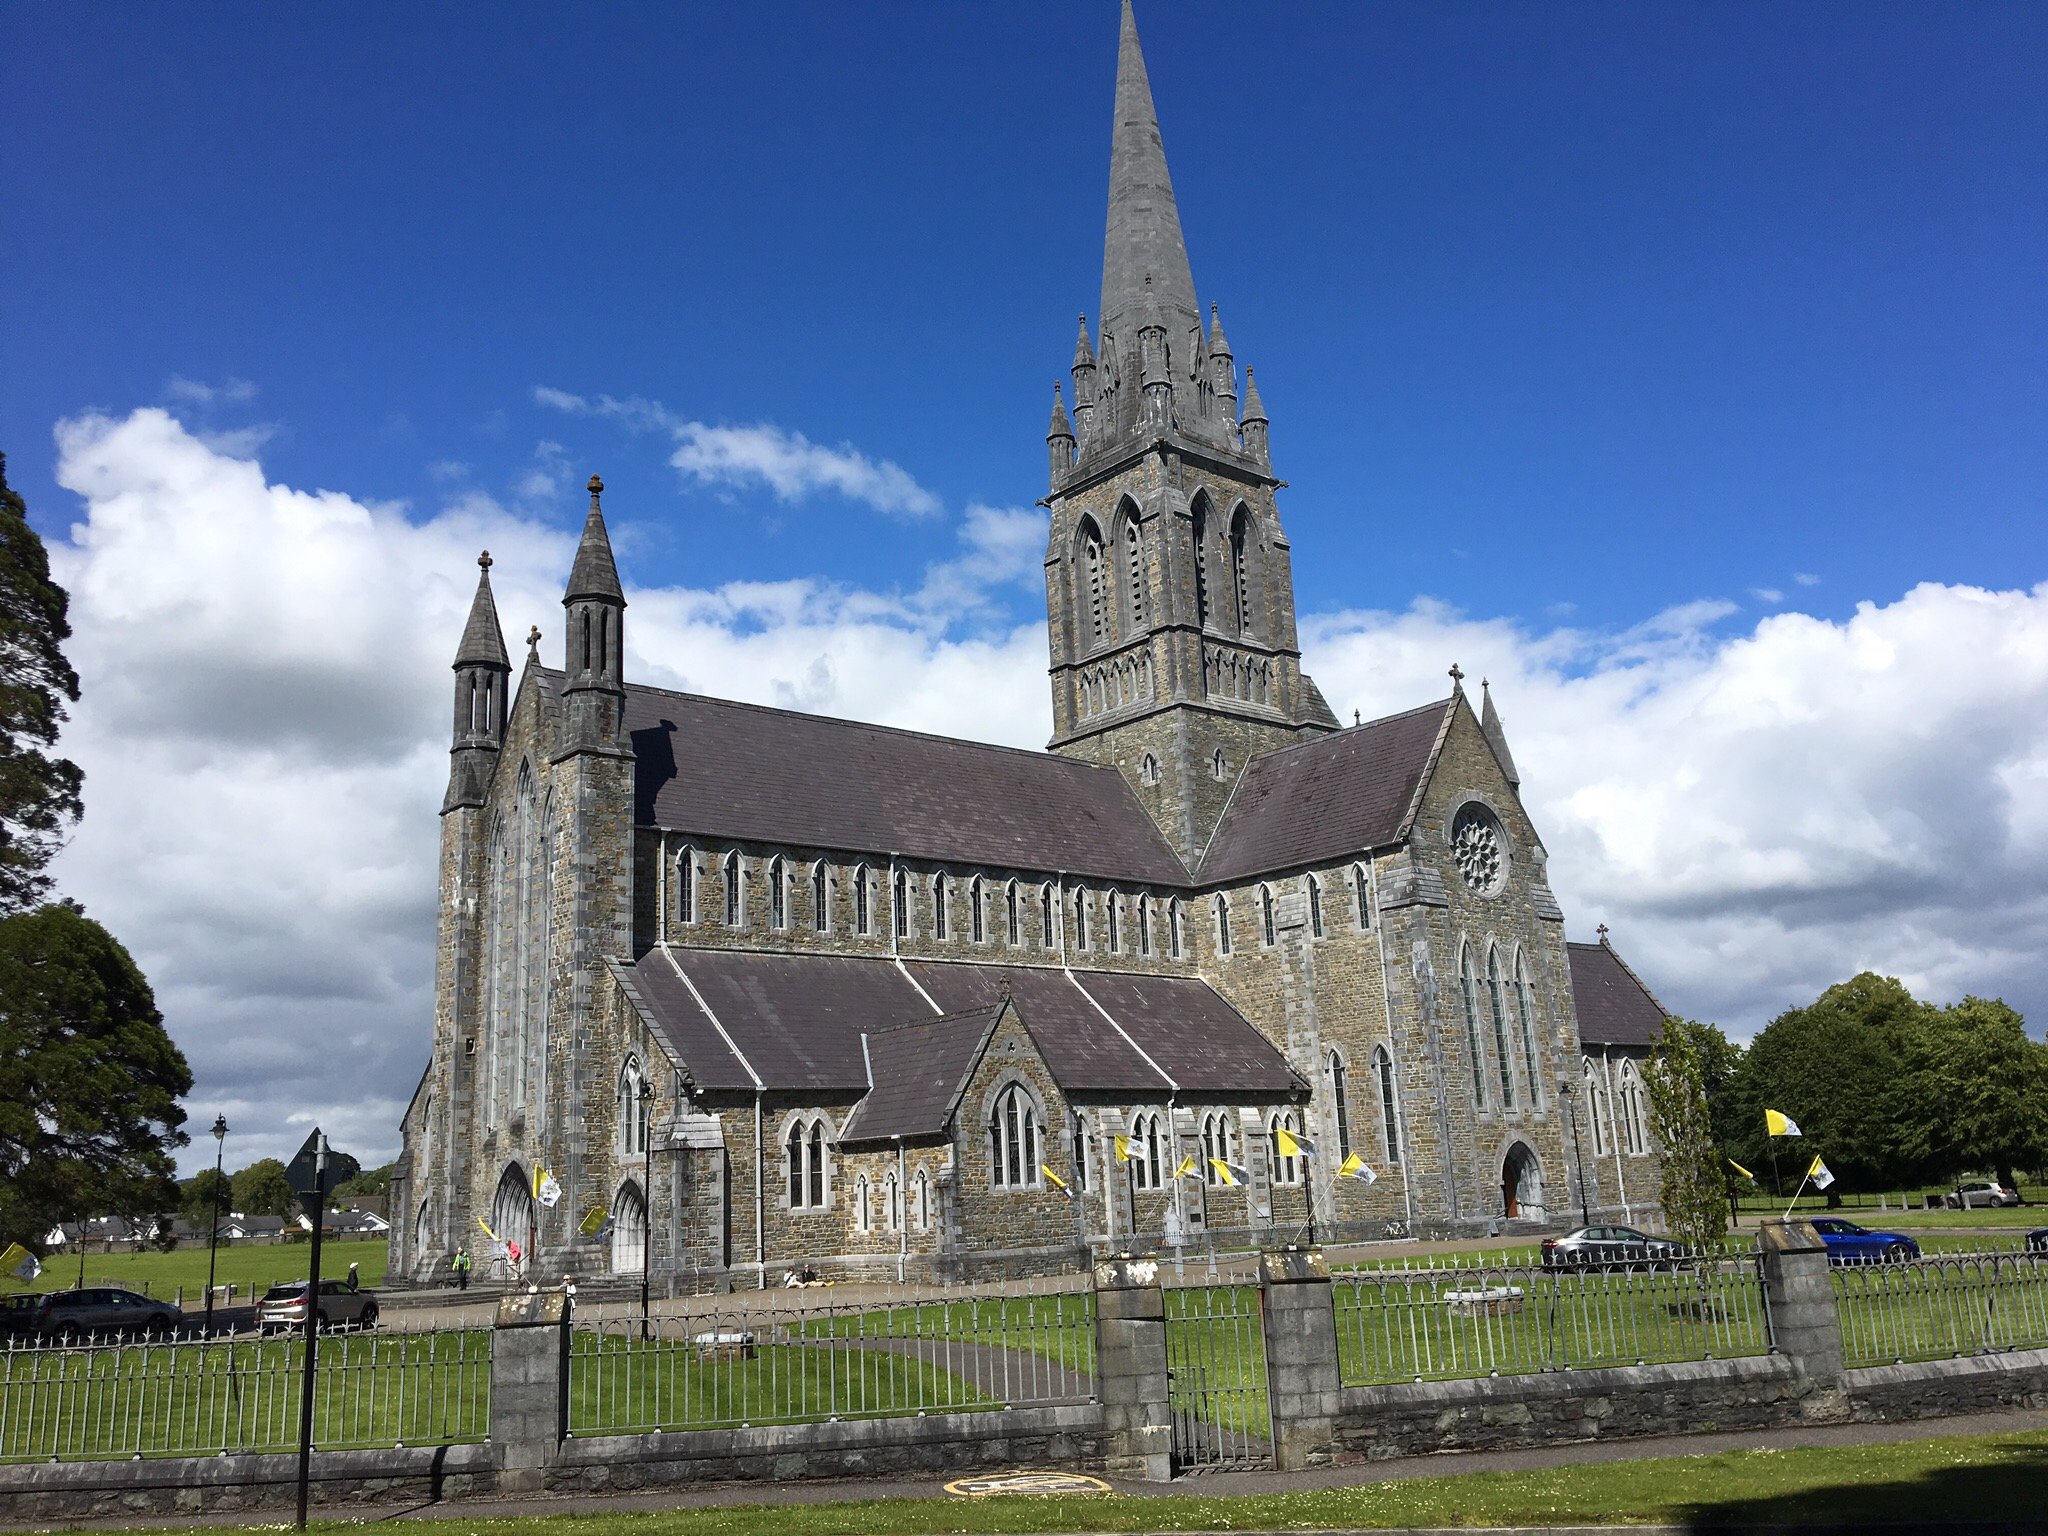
<box><xmin>443</xmin><ymin>550</ymin><xmax>511</xmax><ymax>812</ymax></box>
<box><xmin>1043</xmin><ymin>2</ymin><xmax>1336</xmax><ymax>864</ymax></box>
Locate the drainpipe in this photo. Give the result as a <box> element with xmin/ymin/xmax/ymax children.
<box><xmin>753</xmin><ymin>1090</ymin><xmax>765</xmax><ymax>1289</ymax></box>
<box><xmin>896</xmin><ymin>1141</ymin><xmax>909</xmax><ymax>1283</ymax></box>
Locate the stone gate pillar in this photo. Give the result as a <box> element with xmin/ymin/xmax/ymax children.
<box><xmin>1092</xmin><ymin>1255</ymin><xmax>1172</xmax><ymax>1481</ymax></box>
<box><xmin>489</xmin><ymin>1290</ymin><xmax>569</xmax><ymax>1492</ymax></box>
<box><xmin>1260</xmin><ymin>1248</ymin><xmax>1339</xmax><ymax>1469</ymax></box>
<box><xmin>1757</xmin><ymin>1220</ymin><xmax>1843</xmax><ymax>1385</ymax></box>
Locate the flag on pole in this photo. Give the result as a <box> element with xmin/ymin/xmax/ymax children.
<box><xmin>1275</xmin><ymin>1127</ymin><xmax>1316</xmax><ymax>1160</ymax></box>
<box><xmin>535</xmin><ymin>1170</ymin><xmax>563</xmax><ymax>1209</ymax></box>
<box><xmin>1338</xmin><ymin>1152</ymin><xmax>1378</xmax><ymax>1184</ymax></box>
<box><xmin>0</xmin><ymin>1244</ymin><xmax>39</xmax><ymax>1285</ymax></box>
<box><xmin>1808</xmin><ymin>1156</ymin><xmax>1836</xmax><ymax>1191</ymax></box>
<box><xmin>476</xmin><ymin>1217</ymin><xmax>499</xmax><ymax>1241</ymax></box>
<box><xmin>1113</xmin><ymin>1134</ymin><xmax>1133</xmax><ymax>1163</ymax></box>
<box><xmin>1041</xmin><ymin>1165</ymin><xmax>1075</xmax><ymax>1200</ymax></box>
<box><xmin>1729</xmin><ymin>1159</ymin><xmax>1759</xmax><ymax>1184</ymax></box>
<box><xmin>1207</xmin><ymin>1158</ymin><xmax>1251</xmax><ymax>1187</ymax></box>
<box><xmin>1173</xmin><ymin>1155</ymin><xmax>1199</xmax><ymax>1181</ymax></box>
<box><xmin>1764</xmin><ymin>1109</ymin><xmax>1803</xmax><ymax>1137</ymax></box>
<box><xmin>578</xmin><ymin>1206</ymin><xmax>613</xmax><ymax>1242</ymax></box>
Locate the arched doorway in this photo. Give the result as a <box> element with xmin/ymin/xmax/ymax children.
<box><xmin>413</xmin><ymin>1200</ymin><xmax>432</xmax><ymax>1278</ymax></box>
<box><xmin>1502</xmin><ymin>1142</ymin><xmax>1544</xmax><ymax>1220</ymax></box>
<box><xmin>491</xmin><ymin>1164</ymin><xmax>537</xmax><ymax>1277</ymax></box>
<box><xmin>611</xmin><ymin>1181</ymin><xmax>648</xmax><ymax>1276</ymax></box>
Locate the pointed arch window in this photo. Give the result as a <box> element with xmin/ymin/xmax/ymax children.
<box><xmin>1620</xmin><ymin>1062</ymin><xmax>1648</xmax><ymax>1155</ymax></box>
<box><xmin>1229</xmin><ymin>505</ymin><xmax>1254</xmax><ymax>638</ymax></box>
<box><xmin>1459</xmin><ymin>943</ymin><xmax>1487</xmax><ymax>1108</ymax></box>
<box><xmin>1215</xmin><ymin>893</ymin><xmax>1232</xmax><ymax>955</ymax></box>
<box><xmin>1514</xmin><ymin>950</ymin><xmax>1542</xmax><ymax>1108</ymax></box>
<box><xmin>912</xmin><ymin>1169</ymin><xmax>931</xmax><ymax>1230</ymax></box>
<box><xmin>1353</xmin><ymin>863</ymin><xmax>1371</xmax><ymax>929</ymax></box>
<box><xmin>1487</xmin><ymin>946</ymin><xmax>1517</xmax><ymax>1110</ymax></box>
<box><xmin>812</xmin><ymin>860</ymin><xmax>830</xmax><ymax>932</ymax></box>
<box><xmin>1373</xmin><ymin>1045</ymin><xmax>1402</xmax><ymax>1166</ymax></box>
<box><xmin>893</xmin><ymin>869</ymin><xmax>909</xmax><ymax>939</ymax></box>
<box><xmin>970</xmin><ymin>876</ymin><xmax>985</xmax><ymax>943</ymax></box>
<box><xmin>1260</xmin><ymin>885</ymin><xmax>1277</xmax><ymax>947</ymax></box>
<box><xmin>932</xmin><ymin>872</ymin><xmax>949</xmax><ymax>941</ymax></box>
<box><xmin>784</xmin><ymin>1117</ymin><xmax>833</xmax><ymax>1209</ymax></box>
<box><xmin>1585</xmin><ymin>1059</ymin><xmax>1609</xmax><ymax>1156</ymax></box>
<box><xmin>1127</xmin><ymin>1111</ymin><xmax>1164</xmax><ymax>1190</ymax></box>
<box><xmin>1201</xmin><ymin>1110</ymin><xmax>1236</xmax><ymax>1185</ymax></box>
<box><xmin>1211</xmin><ymin>748</ymin><xmax>1228</xmax><ymax>781</ymax></box>
<box><xmin>769</xmin><ymin>856</ymin><xmax>787</xmax><ymax>930</ymax></box>
<box><xmin>1078</xmin><ymin>517</ymin><xmax>1109</xmax><ymax>648</ymax></box>
<box><xmin>1074</xmin><ymin>888</ymin><xmax>1090</xmax><ymax>951</ymax></box>
<box><xmin>677</xmin><ymin>847</ymin><xmax>696</xmax><ymax>924</ymax></box>
<box><xmin>989</xmin><ymin>1085</ymin><xmax>1041</xmax><ymax>1190</ymax></box>
<box><xmin>1329</xmin><ymin>1050</ymin><xmax>1352</xmax><ymax>1157</ymax></box>
<box><xmin>1137</xmin><ymin>895</ymin><xmax>1152</xmax><ymax>956</ymax></box>
<box><xmin>1106</xmin><ymin>891</ymin><xmax>1121</xmax><ymax>953</ymax></box>
<box><xmin>1268</xmin><ymin>1109</ymin><xmax>1303</xmax><ymax>1186</ymax></box>
<box><xmin>882</xmin><ymin>1169</ymin><xmax>901</xmax><ymax>1232</ymax></box>
<box><xmin>1307</xmin><ymin>874</ymin><xmax>1324</xmax><ymax>938</ymax></box>
<box><xmin>1122</xmin><ymin>513</ymin><xmax>1146</xmax><ymax>628</ymax></box>
<box><xmin>1191</xmin><ymin>494</ymin><xmax>1212</xmax><ymax>630</ymax></box>
<box><xmin>723</xmin><ymin>851</ymin><xmax>743</xmax><ymax>928</ymax></box>
<box><xmin>853</xmin><ymin>1174</ymin><xmax>872</xmax><ymax>1233</ymax></box>
<box><xmin>1140</xmin><ymin>752</ymin><xmax>1160</xmax><ymax>785</ymax></box>
<box><xmin>855</xmin><ymin>863</ymin><xmax>873</xmax><ymax>935</ymax></box>
<box><xmin>617</xmin><ymin>1057</ymin><xmax>652</xmax><ymax>1156</ymax></box>
<box><xmin>1040</xmin><ymin>884</ymin><xmax>1055</xmax><ymax>948</ymax></box>
<box><xmin>1005</xmin><ymin>880</ymin><xmax>1021</xmax><ymax>946</ymax></box>
<box><xmin>1169</xmin><ymin>898</ymin><xmax>1184</xmax><ymax>959</ymax></box>
<box><xmin>1070</xmin><ymin>1114</ymin><xmax>1091</xmax><ymax>1191</ymax></box>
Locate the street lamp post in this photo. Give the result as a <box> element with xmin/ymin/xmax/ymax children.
<box><xmin>1558</xmin><ymin>1080</ymin><xmax>1592</xmax><ymax>1229</ymax></box>
<box><xmin>204</xmin><ymin>1114</ymin><xmax>229</xmax><ymax>1337</ymax></box>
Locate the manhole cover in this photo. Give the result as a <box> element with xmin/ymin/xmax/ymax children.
<box><xmin>943</xmin><ymin>1471</ymin><xmax>1113</xmax><ymax>1497</ymax></box>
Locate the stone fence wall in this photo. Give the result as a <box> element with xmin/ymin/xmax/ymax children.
<box><xmin>4</xmin><ymin>1225</ymin><xmax>2045</xmax><ymax>1521</ymax></box>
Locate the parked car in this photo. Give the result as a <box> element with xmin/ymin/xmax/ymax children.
<box><xmin>27</xmin><ymin>1287</ymin><xmax>183</xmax><ymax>1342</ymax></box>
<box><xmin>1540</xmin><ymin>1225</ymin><xmax>1687</xmax><ymax>1270</ymax></box>
<box><xmin>1944</xmin><ymin>1182</ymin><xmax>2019</xmax><ymax>1209</ymax></box>
<box><xmin>1808</xmin><ymin>1218</ymin><xmax>1920</xmax><ymax>1264</ymax></box>
<box><xmin>0</xmin><ymin>1294</ymin><xmax>45</xmax><ymax>1340</ymax></box>
<box><xmin>258</xmin><ymin>1279</ymin><xmax>378</xmax><ymax>1334</ymax></box>
<box><xmin>2028</xmin><ymin>1228</ymin><xmax>2047</xmax><ymax>1254</ymax></box>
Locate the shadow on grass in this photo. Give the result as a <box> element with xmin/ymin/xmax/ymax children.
<box><xmin>1675</xmin><ymin>1438</ymin><xmax>2048</xmax><ymax>1530</ymax></box>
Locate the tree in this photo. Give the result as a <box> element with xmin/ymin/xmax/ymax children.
<box><xmin>233</xmin><ymin>1158</ymin><xmax>297</xmax><ymax>1220</ymax></box>
<box><xmin>0</xmin><ymin>455</ymin><xmax>85</xmax><ymax>915</ymax></box>
<box><xmin>1732</xmin><ymin>973</ymin><xmax>1934</xmax><ymax>1198</ymax></box>
<box><xmin>1644</xmin><ymin>1016</ymin><xmax>1729</xmax><ymax>1248</ymax></box>
<box><xmin>0</xmin><ymin>903</ymin><xmax>191</xmax><ymax>1247</ymax></box>
<box><xmin>335</xmin><ymin>1160</ymin><xmax>394</xmax><ymax>1202</ymax></box>
<box><xmin>182</xmin><ymin>1167</ymin><xmax>234</xmax><ymax>1230</ymax></box>
<box><xmin>1902</xmin><ymin>997</ymin><xmax>2048</xmax><ymax>1195</ymax></box>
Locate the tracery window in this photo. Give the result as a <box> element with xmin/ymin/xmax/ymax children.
<box><xmin>1229</xmin><ymin>505</ymin><xmax>1254</xmax><ymax>637</ymax></box>
<box><xmin>1585</xmin><ymin>1059</ymin><xmax>1609</xmax><ymax>1156</ymax></box>
<box><xmin>1374</xmin><ymin>1045</ymin><xmax>1402</xmax><ymax>1166</ymax></box>
<box><xmin>1079</xmin><ymin>517</ymin><xmax>1109</xmax><ymax>647</ymax></box>
<box><xmin>1127</xmin><ymin>1111</ymin><xmax>1163</xmax><ymax>1190</ymax></box>
<box><xmin>989</xmin><ymin>1085</ymin><xmax>1041</xmax><ymax>1189</ymax></box>
<box><xmin>1200</xmin><ymin>1111</ymin><xmax>1236</xmax><ymax>1185</ymax></box>
<box><xmin>1451</xmin><ymin>803</ymin><xmax>1506</xmax><ymax>894</ymax></box>
<box><xmin>1514</xmin><ymin>949</ymin><xmax>1542</xmax><ymax>1108</ymax></box>
<box><xmin>1487</xmin><ymin>945</ymin><xmax>1517</xmax><ymax>1110</ymax></box>
<box><xmin>1459</xmin><ymin>943</ymin><xmax>1487</xmax><ymax>1108</ymax></box>
<box><xmin>1620</xmin><ymin>1062</ymin><xmax>1649</xmax><ymax>1155</ymax></box>
<box><xmin>786</xmin><ymin>1116</ymin><xmax>831</xmax><ymax>1210</ymax></box>
<box><xmin>617</xmin><ymin>1057</ymin><xmax>652</xmax><ymax>1156</ymax></box>
<box><xmin>1122</xmin><ymin>514</ymin><xmax>1146</xmax><ymax>628</ymax></box>
<box><xmin>1267</xmin><ymin>1109</ymin><xmax>1303</xmax><ymax>1186</ymax></box>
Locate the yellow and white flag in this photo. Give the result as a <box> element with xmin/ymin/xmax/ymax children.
<box><xmin>1041</xmin><ymin>1164</ymin><xmax>1075</xmax><ymax>1201</ymax></box>
<box><xmin>1173</xmin><ymin>1155</ymin><xmax>1199</xmax><ymax>1181</ymax></box>
<box><xmin>1338</xmin><ymin>1152</ymin><xmax>1378</xmax><ymax>1184</ymax></box>
<box><xmin>1113</xmin><ymin>1133</ymin><xmax>1133</xmax><ymax>1163</ymax></box>
<box><xmin>535</xmin><ymin>1169</ymin><xmax>563</xmax><ymax>1209</ymax></box>
<box><xmin>476</xmin><ymin>1216</ymin><xmax>498</xmax><ymax>1241</ymax></box>
<box><xmin>1207</xmin><ymin>1157</ymin><xmax>1252</xmax><ymax>1187</ymax></box>
<box><xmin>1729</xmin><ymin>1158</ymin><xmax>1759</xmax><ymax>1185</ymax></box>
<box><xmin>1275</xmin><ymin>1127</ymin><xmax>1316</xmax><ymax>1159</ymax></box>
<box><xmin>0</xmin><ymin>1243</ymin><xmax>39</xmax><ymax>1285</ymax></box>
<box><xmin>1764</xmin><ymin>1109</ymin><xmax>1803</xmax><ymax>1138</ymax></box>
<box><xmin>1808</xmin><ymin>1156</ymin><xmax>1835</xmax><ymax>1191</ymax></box>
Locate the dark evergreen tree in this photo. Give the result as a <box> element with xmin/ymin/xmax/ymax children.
<box><xmin>0</xmin><ymin>903</ymin><xmax>191</xmax><ymax>1247</ymax></box>
<box><xmin>0</xmin><ymin>455</ymin><xmax>84</xmax><ymax>915</ymax></box>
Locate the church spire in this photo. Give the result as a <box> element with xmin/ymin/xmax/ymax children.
<box><xmin>443</xmin><ymin>551</ymin><xmax>510</xmax><ymax>813</ymax></box>
<box><xmin>561</xmin><ymin>475</ymin><xmax>629</xmax><ymax>757</ymax></box>
<box><xmin>1101</xmin><ymin>0</ymin><xmax>1200</xmax><ymax>349</ymax></box>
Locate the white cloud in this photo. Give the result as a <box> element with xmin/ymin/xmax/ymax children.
<box><xmin>43</xmin><ymin>408</ymin><xmax>2048</xmax><ymax>1173</ymax></box>
<box><xmin>536</xmin><ymin>387</ymin><xmax>940</xmax><ymax>520</ymax></box>
<box><xmin>166</xmin><ymin>376</ymin><xmax>258</xmax><ymax>406</ymax></box>
<box><xmin>1796</xmin><ymin>572</ymin><xmax>1822</xmax><ymax>587</ymax></box>
<box><xmin>1750</xmin><ymin>586</ymin><xmax>1785</xmax><ymax>605</ymax></box>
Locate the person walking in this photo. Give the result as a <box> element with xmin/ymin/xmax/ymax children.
<box><xmin>346</xmin><ymin>1260</ymin><xmax>359</xmax><ymax>1291</ymax></box>
<box><xmin>452</xmin><ymin>1246</ymin><xmax>472</xmax><ymax>1290</ymax></box>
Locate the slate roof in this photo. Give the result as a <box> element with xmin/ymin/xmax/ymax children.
<box><xmin>1568</xmin><ymin>940</ymin><xmax>1669</xmax><ymax>1049</ymax></box>
<box><xmin>1197</xmin><ymin>698</ymin><xmax>1453</xmax><ymax>883</ymax></box>
<box><xmin>618</xmin><ymin>948</ymin><xmax>1306</xmax><ymax>1103</ymax></box>
<box><xmin>838</xmin><ymin>1005</ymin><xmax>1005</xmax><ymax>1145</ymax></box>
<box><xmin>542</xmin><ymin>674</ymin><xmax>1189</xmax><ymax>885</ymax></box>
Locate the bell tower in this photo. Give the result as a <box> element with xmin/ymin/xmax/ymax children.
<box><xmin>1046</xmin><ymin>1</ymin><xmax>1338</xmax><ymax>864</ymax></box>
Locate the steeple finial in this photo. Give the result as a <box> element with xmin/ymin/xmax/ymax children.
<box><xmin>1597</xmin><ymin>922</ymin><xmax>1611</xmax><ymax>945</ymax></box>
<box><xmin>454</xmin><ymin>549</ymin><xmax>509</xmax><ymax>669</ymax></box>
<box><xmin>566</xmin><ymin>473</ymin><xmax>624</xmax><ymax>605</ymax></box>
<box><xmin>1073</xmin><ymin>315</ymin><xmax>1096</xmax><ymax>368</ymax></box>
<box><xmin>1208</xmin><ymin>303</ymin><xmax>1232</xmax><ymax>359</ymax></box>
<box><xmin>526</xmin><ymin>624</ymin><xmax>541</xmax><ymax>659</ymax></box>
<box><xmin>1241</xmin><ymin>366</ymin><xmax>1267</xmax><ymax>423</ymax></box>
<box><xmin>1101</xmin><ymin>0</ymin><xmax>1200</xmax><ymax>350</ymax></box>
<box><xmin>1448</xmin><ymin>662</ymin><xmax>1465</xmax><ymax>690</ymax></box>
<box><xmin>1479</xmin><ymin>677</ymin><xmax>1521</xmax><ymax>787</ymax></box>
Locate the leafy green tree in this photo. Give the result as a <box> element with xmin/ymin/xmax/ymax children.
<box><xmin>233</xmin><ymin>1158</ymin><xmax>297</xmax><ymax>1220</ymax></box>
<box><xmin>1644</xmin><ymin>1017</ymin><xmax>1730</xmax><ymax>1247</ymax></box>
<box><xmin>1732</xmin><ymin>972</ymin><xmax>1934</xmax><ymax>1199</ymax></box>
<box><xmin>182</xmin><ymin>1167</ymin><xmax>234</xmax><ymax>1230</ymax></box>
<box><xmin>335</xmin><ymin>1161</ymin><xmax>393</xmax><ymax>1201</ymax></box>
<box><xmin>0</xmin><ymin>904</ymin><xmax>191</xmax><ymax>1247</ymax></box>
<box><xmin>0</xmin><ymin>455</ymin><xmax>84</xmax><ymax>915</ymax></box>
<box><xmin>1902</xmin><ymin>997</ymin><xmax>2048</xmax><ymax>1195</ymax></box>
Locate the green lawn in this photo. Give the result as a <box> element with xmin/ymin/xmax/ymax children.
<box><xmin>568</xmin><ymin>1330</ymin><xmax>1000</xmax><ymax>1434</ymax></box>
<box><xmin>1832</xmin><ymin>1253</ymin><xmax>2048</xmax><ymax>1367</ymax></box>
<box><xmin>112</xmin><ymin>1426</ymin><xmax>2048</xmax><ymax>1532</ymax></box>
<box><xmin>11</xmin><ymin>1237</ymin><xmax>388</xmax><ymax>1304</ymax></box>
<box><xmin>793</xmin><ymin>1295</ymin><xmax>1097</xmax><ymax>1379</ymax></box>
<box><xmin>0</xmin><ymin>1329</ymin><xmax>486</xmax><ymax>1461</ymax></box>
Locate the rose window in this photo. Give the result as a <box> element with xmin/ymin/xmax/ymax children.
<box><xmin>1451</xmin><ymin>804</ymin><xmax>1505</xmax><ymax>894</ymax></box>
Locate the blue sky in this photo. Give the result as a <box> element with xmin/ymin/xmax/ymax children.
<box><xmin>8</xmin><ymin>2</ymin><xmax>2042</xmax><ymax>632</ymax></box>
<box><xmin>6</xmin><ymin>2</ymin><xmax>2047</xmax><ymax>1166</ymax></box>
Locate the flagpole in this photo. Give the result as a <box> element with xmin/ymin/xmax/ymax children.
<box><xmin>1124</xmin><ymin>1152</ymin><xmax>1137</xmax><ymax>1255</ymax></box>
<box><xmin>1782</xmin><ymin>1163</ymin><xmax>1816</xmax><ymax>1222</ymax></box>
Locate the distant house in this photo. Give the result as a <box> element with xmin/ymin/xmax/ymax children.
<box><xmin>295</xmin><ymin>1210</ymin><xmax>390</xmax><ymax>1238</ymax></box>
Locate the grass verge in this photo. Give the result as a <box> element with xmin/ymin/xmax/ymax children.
<box><xmin>96</xmin><ymin>1425</ymin><xmax>2048</xmax><ymax>1532</ymax></box>
<box><xmin>6</xmin><ymin>1238</ymin><xmax>388</xmax><ymax>1303</ymax></box>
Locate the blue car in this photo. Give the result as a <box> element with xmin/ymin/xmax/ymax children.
<box><xmin>1808</xmin><ymin>1217</ymin><xmax>1920</xmax><ymax>1264</ymax></box>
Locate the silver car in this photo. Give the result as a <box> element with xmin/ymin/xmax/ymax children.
<box><xmin>1540</xmin><ymin>1225</ymin><xmax>1687</xmax><ymax>1271</ymax></box>
<box><xmin>257</xmin><ymin>1280</ymin><xmax>379</xmax><ymax>1334</ymax></box>
<box><xmin>1946</xmin><ymin>1181</ymin><xmax>2019</xmax><ymax>1209</ymax></box>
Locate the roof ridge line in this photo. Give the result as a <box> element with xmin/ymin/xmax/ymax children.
<box><xmin>660</xmin><ymin>943</ymin><xmax>763</xmax><ymax>1090</ymax></box>
<box><xmin>868</xmin><ymin>1001</ymin><xmax>1006</xmax><ymax>1037</ymax></box>
<box><xmin>1253</xmin><ymin>694</ymin><xmax>1457</xmax><ymax>767</ymax></box>
<box><xmin>1587</xmin><ymin>934</ymin><xmax>1671</xmax><ymax>1019</ymax></box>
<box><xmin>1394</xmin><ymin>696</ymin><xmax>1462</xmax><ymax>844</ymax></box>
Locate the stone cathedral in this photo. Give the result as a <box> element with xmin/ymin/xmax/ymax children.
<box><xmin>389</xmin><ymin>3</ymin><xmax>1669</xmax><ymax>1290</ymax></box>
